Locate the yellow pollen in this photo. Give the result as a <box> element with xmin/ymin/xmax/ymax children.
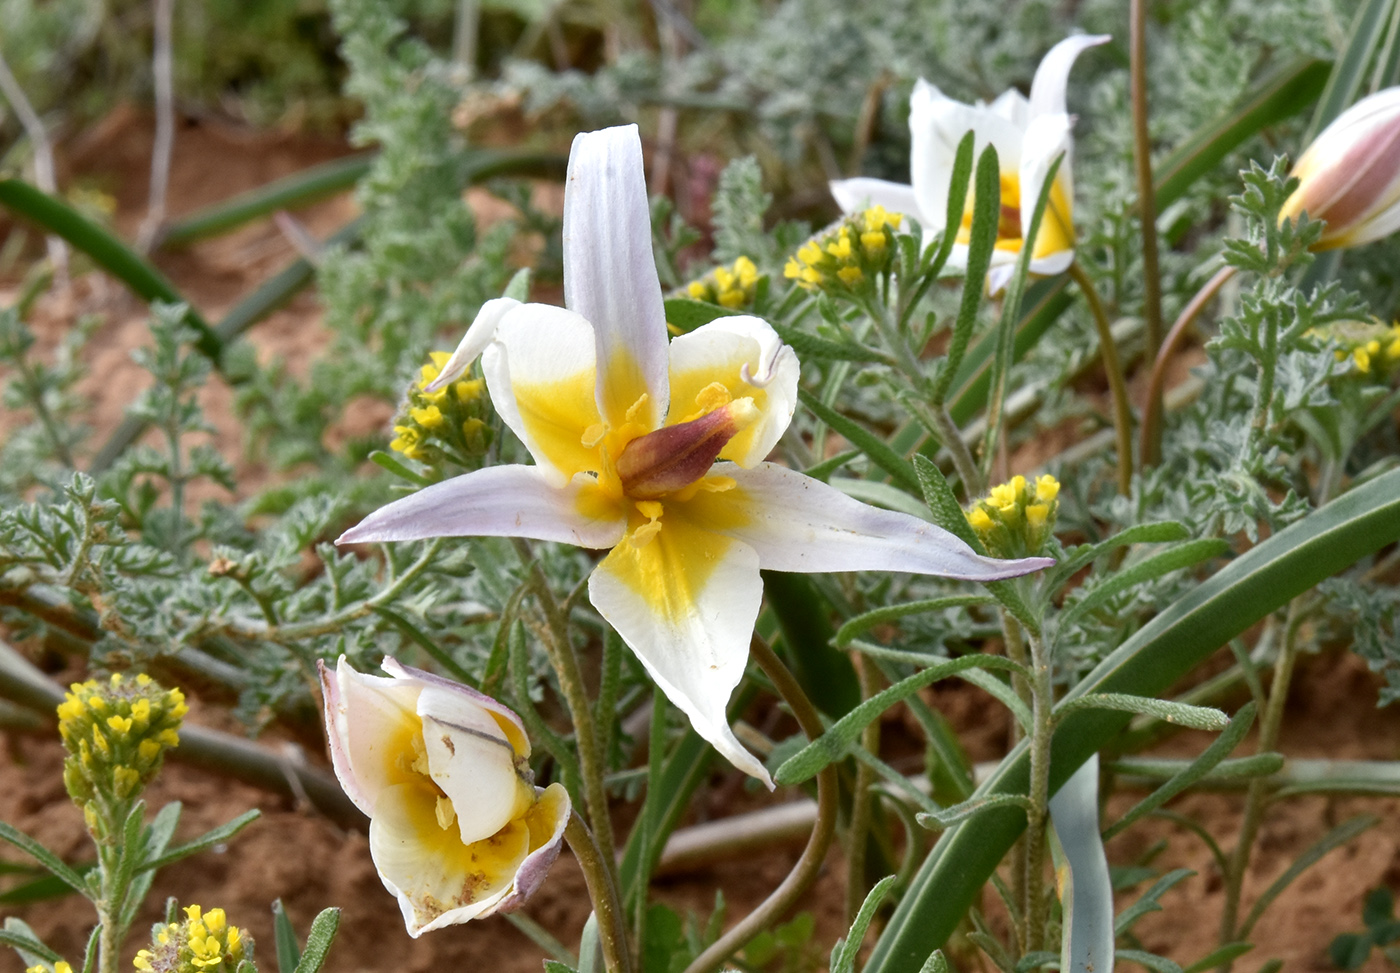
<box><xmin>635</xmin><ymin>500</ymin><xmax>665</xmax><ymax>521</ymax></box>
<box><xmin>695</xmin><ymin>382</ymin><xmax>733</xmax><ymax>414</ymax></box>
<box><xmin>625</xmin><ymin>393</ymin><xmax>651</xmax><ymax>424</ymax></box>
<box><xmin>435</xmin><ymin>795</ymin><xmax>456</xmax><ymax>830</ymax></box>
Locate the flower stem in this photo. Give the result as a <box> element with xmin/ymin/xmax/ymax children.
<box><xmin>846</xmin><ymin>653</ymin><xmax>880</xmax><ymax>924</ymax></box>
<box><xmin>1140</xmin><ymin>265</ymin><xmax>1236</xmax><ymax>466</ymax></box>
<box><xmin>679</xmin><ymin>635</ymin><xmax>840</xmax><ymax>973</ymax></box>
<box><xmin>1068</xmin><ymin>260</ymin><xmax>1134</xmax><ymax>496</ymax></box>
<box><xmin>566</xmin><ymin>811</ymin><xmax>634</xmax><ymax>973</ymax></box>
<box><xmin>1022</xmin><ymin>628</ymin><xmax>1055</xmax><ymax>953</ymax></box>
<box><xmin>513</xmin><ymin>539</ymin><xmax>618</xmax><ymax>870</ymax></box>
<box><xmin>1130</xmin><ymin>0</ymin><xmax>1164</xmax><ymax>361</ymax></box>
<box><xmin>1218</xmin><ymin>601</ymin><xmax>1305</xmax><ymax>959</ymax></box>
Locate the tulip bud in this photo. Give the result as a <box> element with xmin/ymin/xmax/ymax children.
<box><xmin>1279</xmin><ymin>87</ymin><xmax>1400</xmax><ymax>250</ymax></box>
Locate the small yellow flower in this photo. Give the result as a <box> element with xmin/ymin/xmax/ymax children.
<box><xmin>967</xmin><ymin>474</ymin><xmax>1060</xmax><ymax>558</ymax></box>
<box><xmin>390</xmin><ymin>348</ymin><xmax>493</xmax><ymax>468</ymax></box>
<box><xmin>58</xmin><ymin>674</ymin><xmax>185</xmax><ymax>812</ymax></box>
<box><xmin>678</xmin><ymin>256</ymin><xmax>764</xmax><ymax>313</ymax></box>
<box><xmin>135</xmin><ymin>904</ymin><xmax>250</xmax><ymax>973</ymax></box>
<box><xmin>1309</xmin><ymin>318</ymin><xmax>1400</xmax><ymax>378</ymax></box>
<box><xmin>783</xmin><ymin>208</ymin><xmax>902</xmax><ymax>296</ymax></box>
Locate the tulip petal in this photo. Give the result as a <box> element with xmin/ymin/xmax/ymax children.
<box><xmin>336</xmin><ymin>464</ymin><xmax>627</xmax><ymax>549</ymax></box>
<box><xmin>588</xmin><ymin>514</ymin><xmax>772</xmax><ymax>786</ymax></box>
<box><xmin>692</xmin><ymin>463</ymin><xmax>1054</xmax><ymax>580</ymax></box>
<box><xmin>417</xmin><ymin>685</ymin><xmax>530</xmax><ymax>847</ymax></box>
<box><xmin>321</xmin><ymin>658</ymin><xmax>423</xmax><ymax>817</ymax></box>
<box><xmin>423</xmin><ymin>297</ymin><xmax>521</xmax><ymax>394</ymax></box>
<box><xmin>563</xmin><ymin>125</ymin><xmax>670</xmax><ymax>431</ymax></box>
<box><xmin>667</xmin><ymin>316</ymin><xmax>798</xmax><ymax>467</ymax></box>
<box><xmin>1028</xmin><ymin>34</ymin><xmax>1111</xmax><ymax>120</ymax></box>
<box><xmin>829</xmin><ymin>177</ymin><xmax>922</xmax><ymax>221</ymax></box>
<box><xmin>370</xmin><ymin>781</ymin><xmax>530</xmax><ymax>936</ymax></box>
<box><xmin>483</xmin><ymin>304</ymin><xmax>605</xmax><ymax>485</ymax></box>
<box><xmin>383</xmin><ymin>657</ymin><xmax>530</xmax><ymax>756</ymax></box>
<box><xmin>990</xmin><ymin>88</ymin><xmax>1031</xmax><ymax>128</ymax></box>
<box><xmin>910</xmin><ymin>78</ymin><xmax>1024</xmax><ymax>237</ymax></box>
<box><xmin>494</xmin><ymin>783</ymin><xmax>571</xmax><ymax>914</ymax></box>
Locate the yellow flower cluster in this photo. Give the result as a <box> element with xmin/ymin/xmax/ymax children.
<box><xmin>391</xmin><ymin>351</ymin><xmax>491</xmax><ymax>466</ymax></box>
<box><xmin>1311</xmin><ymin>319</ymin><xmax>1400</xmax><ymax>376</ymax></box>
<box><xmin>966</xmin><ymin>474</ymin><xmax>1060</xmax><ymax>559</ymax></box>
<box><xmin>28</xmin><ymin>964</ymin><xmax>74</xmax><ymax>973</ymax></box>
<box><xmin>783</xmin><ymin>206</ymin><xmax>902</xmax><ymax>295</ymax></box>
<box><xmin>134</xmin><ymin>905</ymin><xmax>250</xmax><ymax>973</ymax></box>
<box><xmin>684</xmin><ymin>256</ymin><xmax>761</xmax><ymax>310</ymax></box>
<box><xmin>57</xmin><ymin>673</ymin><xmax>186</xmax><ymax>811</ymax></box>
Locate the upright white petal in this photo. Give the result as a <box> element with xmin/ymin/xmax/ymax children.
<box><xmin>563</xmin><ymin>125</ymin><xmax>670</xmax><ymax>430</ymax></box>
<box><xmin>335</xmin><ymin>465</ymin><xmax>626</xmax><ymax>550</ymax></box>
<box><xmin>709</xmin><ymin>463</ymin><xmax>1054</xmax><ymax>580</ymax></box>
<box><xmin>423</xmin><ymin>298</ymin><xmax>521</xmax><ymax>394</ymax></box>
<box><xmin>417</xmin><ymin>685</ymin><xmax>526</xmax><ymax>846</ymax></box>
<box><xmin>588</xmin><ymin>522</ymin><xmax>772</xmax><ymax>786</ymax></box>
<box><xmin>483</xmin><ymin>304</ymin><xmax>604</xmax><ymax>484</ymax></box>
<box><xmin>829</xmin><ymin>177</ymin><xmax>922</xmax><ymax>221</ymax></box>
<box><xmin>320</xmin><ymin>658</ymin><xmax>423</xmax><ymax>816</ymax></box>
<box><xmin>990</xmin><ymin>88</ymin><xmax>1031</xmax><ymax>128</ymax></box>
<box><xmin>1018</xmin><ymin>112</ymin><xmax>1076</xmax><ymax>280</ymax></box>
<box><xmin>1028</xmin><ymin>34</ymin><xmax>1111</xmax><ymax>120</ymax></box>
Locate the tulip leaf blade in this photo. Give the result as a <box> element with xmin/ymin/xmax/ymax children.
<box><xmin>272</xmin><ymin>899</ymin><xmax>302</xmax><ymax>973</ymax></box>
<box><xmin>1054</xmin><ymin>537</ymin><xmax>1231</xmax><ymax>633</ymax></box>
<box><xmin>1307</xmin><ymin>0</ymin><xmax>1399</xmax><ymax>141</ymax></box>
<box><xmin>865</xmin><ymin>467</ymin><xmax>1400</xmax><ymax>972</ymax></box>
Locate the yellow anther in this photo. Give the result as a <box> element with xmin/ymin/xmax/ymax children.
<box><xmin>625</xmin><ymin>393</ymin><xmax>651</xmax><ymax>424</ymax></box>
<box><xmin>629</xmin><ymin>521</ymin><xmax>664</xmax><ymax>547</ymax></box>
<box><xmin>435</xmin><ymin>795</ymin><xmax>457</xmax><ymax>830</ymax></box>
<box><xmin>581</xmin><ymin>423</ymin><xmax>607</xmax><ymax>448</ymax></box>
<box><xmin>635</xmin><ymin>500</ymin><xmax>665</xmax><ymax>521</ymax></box>
<box><xmin>695</xmin><ymin>382</ymin><xmax>733</xmax><ymax>415</ymax></box>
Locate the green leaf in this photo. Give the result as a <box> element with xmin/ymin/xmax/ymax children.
<box><xmin>504</xmin><ymin>914</ymin><xmax>578</xmax><ymax>967</ymax></box>
<box><xmin>370</xmin><ymin>605</ymin><xmax>476</xmax><ymax>686</ymax></box>
<box><xmin>798</xmin><ymin>389</ymin><xmax>919</xmax><ymax>492</ymax></box>
<box><xmin>139</xmin><ymin>809</ymin><xmax>260</xmax><ymax>874</ymax></box>
<box><xmin>1048</xmin><ymin>755</ymin><xmax>1114</xmax><ymax>973</ymax></box>
<box><xmin>664</xmin><ymin>297</ymin><xmax>743</xmax><ymax>332</ymax></box>
<box><xmin>960</xmin><ymin>667</ymin><xmax>1033</xmax><ymax>734</ymax></box>
<box><xmin>0</xmin><ymin>926</ymin><xmax>62</xmax><ymax>965</ymax></box>
<box><xmin>1056</xmin><ymin>538</ymin><xmax>1231</xmax><ymax>633</ymax></box>
<box><xmin>158</xmin><ymin>154</ymin><xmax>373</xmax><ymax>247</ymax></box>
<box><xmin>920</xmin><ymin>950</ymin><xmax>952</xmax><ymax>973</ymax></box>
<box><xmin>1102</xmin><ymin>702</ymin><xmax>1256</xmax><ymax>841</ymax></box>
<box><xmin>865</xmin><ymin>468</ymin><xmax>1400</xmax><ymax>972</ymax></box>
<box><xmin>1154</xmin><ymin>58</ymin><xmax>1330</xmax><ymax>208</ymax></box>
<box><xmin>368</xmin><ymin>450</ymin><xmax>434</xmax><ymax>486</ymax></box>
<box><xmin>1239</xmin><ymin>815</ymin><xmax>1379</xmax><ymax>938</ymax></box>
<box><xmin>932</xmin><ymin>141</ymin><xmax>998</xmax><ymax>404</ymax></box>
<box><xmin>834</xmin><ymin>595</ymin><xmax>995</xmax><ymax>648</ymax></box>
<box><xmin>1306</xmin><ymin>0</ymin><xmax>1400</xmax><ymax>141</ymax></box>
<box><xmin>774</xmin><ymin>655</ymin><xmax>1027</xmax><ymax>786</ymax></box>
<box><xmin>831</xmin><ymin>876</ymin><xmax>898</xmax><ymax>973</ymax></box>
<box><xmin>543</xmin><ymin>963</ymin><xmax>581</xmax><ymax>973</ymax></box>
<box><xmin>1182</xmin><ymin>943</ymin><xmax>1254</xmax><ymax>973</ymax></box>
<box><xmin>0</xmin><ymin>179</ymin><xmax>221</xmax><ymax>365</ymax></box>
<box><xmin>293</xmin><ymin>909</ymin><xmax>341</xmax><ymax>973</ymax></box>
<box><xmin>1328</xmin><ymin>933</ymin><xmax>1372</xmax><ymax>972</ymax></box>
<box><xmin>830</xmin><ymin>477</ymin><xmax>929</xmax><ymax>519</ymax></box>
<box><xmin>927</xmin><ymin>132</ymin><xmax>975</xmax><ymax>281</ymax></box>
<box><xmin>916</xmin><ymin>793</ymin><xmax>1034</xmax><ymax>831</ymax></box>
<box><xmin>1055</xmin><ymin>694</ymin><xmax>1230</xmax><ymax>731</ymax></box>
<box><xmin>773</xmin><ymin>321</ymin><xmax>894</xmax><ymax>364</ymax></box>
<box><xmin>1114</xmin><ymin>869</ymin><xmax>1195</xmax><ymax>936</ymax></box>
<box><xmin>272</xmin><ymin>899</ymin><xmax>301</xmax><ymax>973</ymax></box>
<box><xmin>1054</xmin><ymin>522</ymin><xmax>1192</xmax><ymax>580</ymax></box>
<box><xmin>1116</xmin><ymin>949</ymin><xmax>1184</xmax><ymax>973</ymax></box>
<box><xmin>503</xmin><ymin>267</ymin><xmax>532</xmax><ymax>303</ymax></box>
<box><xmin>0</xmin><ymin>822</ymin><xmax>88</xmax><ymax>896</ymax></box>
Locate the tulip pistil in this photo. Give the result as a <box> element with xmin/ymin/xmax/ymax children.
<box><xmin>616</xmin><ymin>398</ymin><xmax>758</xmax><ymax>500</ymax></box>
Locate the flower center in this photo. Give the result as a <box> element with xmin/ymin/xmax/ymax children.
<box><xmin>957</xmin><ymin>171</ymin><xmax>1024</xmax><ymax>251</ymax></box>
<box><xmin>614</xmin><ymin>389</ymin><xmax>758</xmax><ymax>501</ymax></box>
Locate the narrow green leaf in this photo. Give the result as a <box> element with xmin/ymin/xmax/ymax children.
<box><xmin>830</xmin><ymin>477</ymin><xmax>929</xmax><ymax>519</ymax></box>
<box><xmin>1054</xmin><ymin>522</ymin><xmax>1192</xmax><ymax>579</ymax></box>
<box><xmin>832</xmin><ymin>876</ymin><xmax>898</xmax><ymax>973</ymax></box>
<box><xmin>1056</xmin><ymin>538</ymin><xmax>1231</xmax><ymax>633</ymax></box>
<box><xmin>140</xmin><ymin>809</ymin><xmax>260</xmax><ymax>874</ymax></box>
<box><xmin>1239</xmin><ymin>815</ymin><xmax>1379</xmax><ymax>938</ymax></box>
<box><xmin>1154</xmin><ymin>58</ymin><xmax>1330</xmax><ymax>208</ymax></box>
<box><xmin>293</xmin><ymin>908</ymin><xmax>341</xmax><ymax>973</ymax></box>
<box><xmin>834</xmin><ymin>594</ymin><xmax>995</xmax><ymax>647</ymax></box>
<box><xmin>272</xmin><ymin>899</ymin><xmax>301</xmax><ymax>973</ymax></box>
<box><xmin>0</xmin><ymin>928</ymin><xmax>62</xmax><ymax>964</ymax></box>
<box><xmin>774</xmin><ymin>654</ymin><xmax>1025</xmax><ymax>786</ymax></box>
<box><xmin>0</xmin><ymin>179</ymin><xmax>221</xmax><ymax>363</ymax></box>
<box><xmin>0</xmin><ymin>822</ymin><xmax>88</xmax><ymax>895</ymax></box>
<box><xmin>1055</xmin><ymin>694</ymin><xmax>1230</xmax><ymax>731</ymax></box>
<box><xmin>1307</xmin><ymin>0</ymin><xmax>1398</xmax><ymax>141</ymax></box>
<box><xmin>1183</xmin><ymin>943</ymin><xmax>1254</xmax><ymax>973</ymax></box>
<box><xmin>916</xmin><ymin>793</ymin><xmax>1033</xmax><ymax>831</ymax></box>
<box><xmin>0</xmin><ymin>871</ymin><xmax>87</xmax><ymax>906</ymax></box>
<box><xmin>1114</xmin><ymin>869</ymin><xmax>1195</xmax><ymax>936</ymax></box>
<box><xmin>924</xmin><ymin>132</ymin><xmax>975</xmax><ymax>283</ymax></box>
<box><xmin>368</xmin><ymin>451</ymin><xmax>434</xmax><ymax>486</ymax></box>
<box><xmin>544</xmin><ymin>963</ymin><xmax>581</xmax><ymax>973</ymax></box>
<box><xmin>663</xmin><ymin>297</ymin><xmax>742</xmax><ymax>332</ymax></box>
<box><xmin>1116</xmin><ymin>949</ymin><xmax>1184</xmax><ymax>973</ymax></box>
<box><xmin>503</xmin><ymin>267</ymin><xmax>532</xmax><ymax>303</ymax></box>
<box><xmin>370</xmin><ymin>605</ymin><xmax>477</xmax><ymax>686</ymax></box>
<box><xmin>920</xmin><ymin>950</ymin><xmax>952</xmax><ymax>973</ymax></box>
<box><xmin>1102</xmin><ymin>702</ymin><xmax>1256</xmax><ymax>841</ymax></box>
<box><xmin>773</xmin><ymin>321</ymin><xmax>895</xmax><ymax>364</ymax></box>
<box><xmin>932</xmin><ymin>142</ymin><xmax>999</xmax><ymax>404</ymax></box>
<box><xmin>159</xmin><ymin>154</ymin><xmax>373</xmax><ymax>247</ymax></box>
<box><xmin>866</xmin><ymin>469</ymin><xmax>1400</xmax><ymax>972</ymax></box>
<box><xmin>798</xmin><ymin>389</ymin><xmax>919</xmax><ymax>491</ymax></box>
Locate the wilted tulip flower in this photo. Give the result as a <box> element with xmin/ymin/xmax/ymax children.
<box><xmin>1279</xmin><ymin>86</ymin><xmax>1400</xmax><ymax>249</ymax></box>
<box><xmin>319</xmin><ymin>656</ymin><xmax>570</xmax><ymax>936</ymax></box>
<box><xmin>830</xmin><ymin>34</ymin><xmax>1109</xmax><ymax>294</ymax></box>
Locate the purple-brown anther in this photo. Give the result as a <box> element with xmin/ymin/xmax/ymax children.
<box><xmin>1280</xmin><ymin>86</ymin><xmax>1400</xmax><ymax>250</ymax></box>
<box><xmin>616</xmin><ymin>399</ymin><xmax>758</xmax><ymax>499</ymax></box>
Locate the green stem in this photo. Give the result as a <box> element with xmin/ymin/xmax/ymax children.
<box><xmin>1130</xmin><ymin>0</ymin><xmax>1164</xmax><ymax>362</ymax></box>
<box><xmin>679</xmin><ymin>635</ymin><xmax>840</xmax><ymax>973</ymax></box>
<box><xmin>1022</xmin><ymin>629</ymin><xmax>1055</xmax><ymax>954</ymax></box>
<box><xmin>1140</xmin><ymin>265</ymin><xmax>1236</xmax><ymax>466</ymax></box>
<box><xmin>1068</xmin><ymin>260</ymin><xmax>1134</xmax><ymax>496</ymax></box>
<box><xmin>846</xmin><ymin>654</ymin><xmax>880</xmax><ymax>925</ymax></box>
<box><xmin>1218</xmin><ymin>602</ymin><xmax>1305</xmax><ymax>960</ymax></box>
<box><xmin>566</xmin><ymin>811</ymin><xmax>633</xmax><ymax>973</ymax></box>
<box><xmin>513</xmin><ymin>540</ymin><xmax>617</xmax><ymax>870</ymax></box>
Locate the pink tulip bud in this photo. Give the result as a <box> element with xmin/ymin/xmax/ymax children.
<box><xmin>1280</xmin><ymin>87</ymin><xmax>1400</xmax><ymax>249</ymax></box>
